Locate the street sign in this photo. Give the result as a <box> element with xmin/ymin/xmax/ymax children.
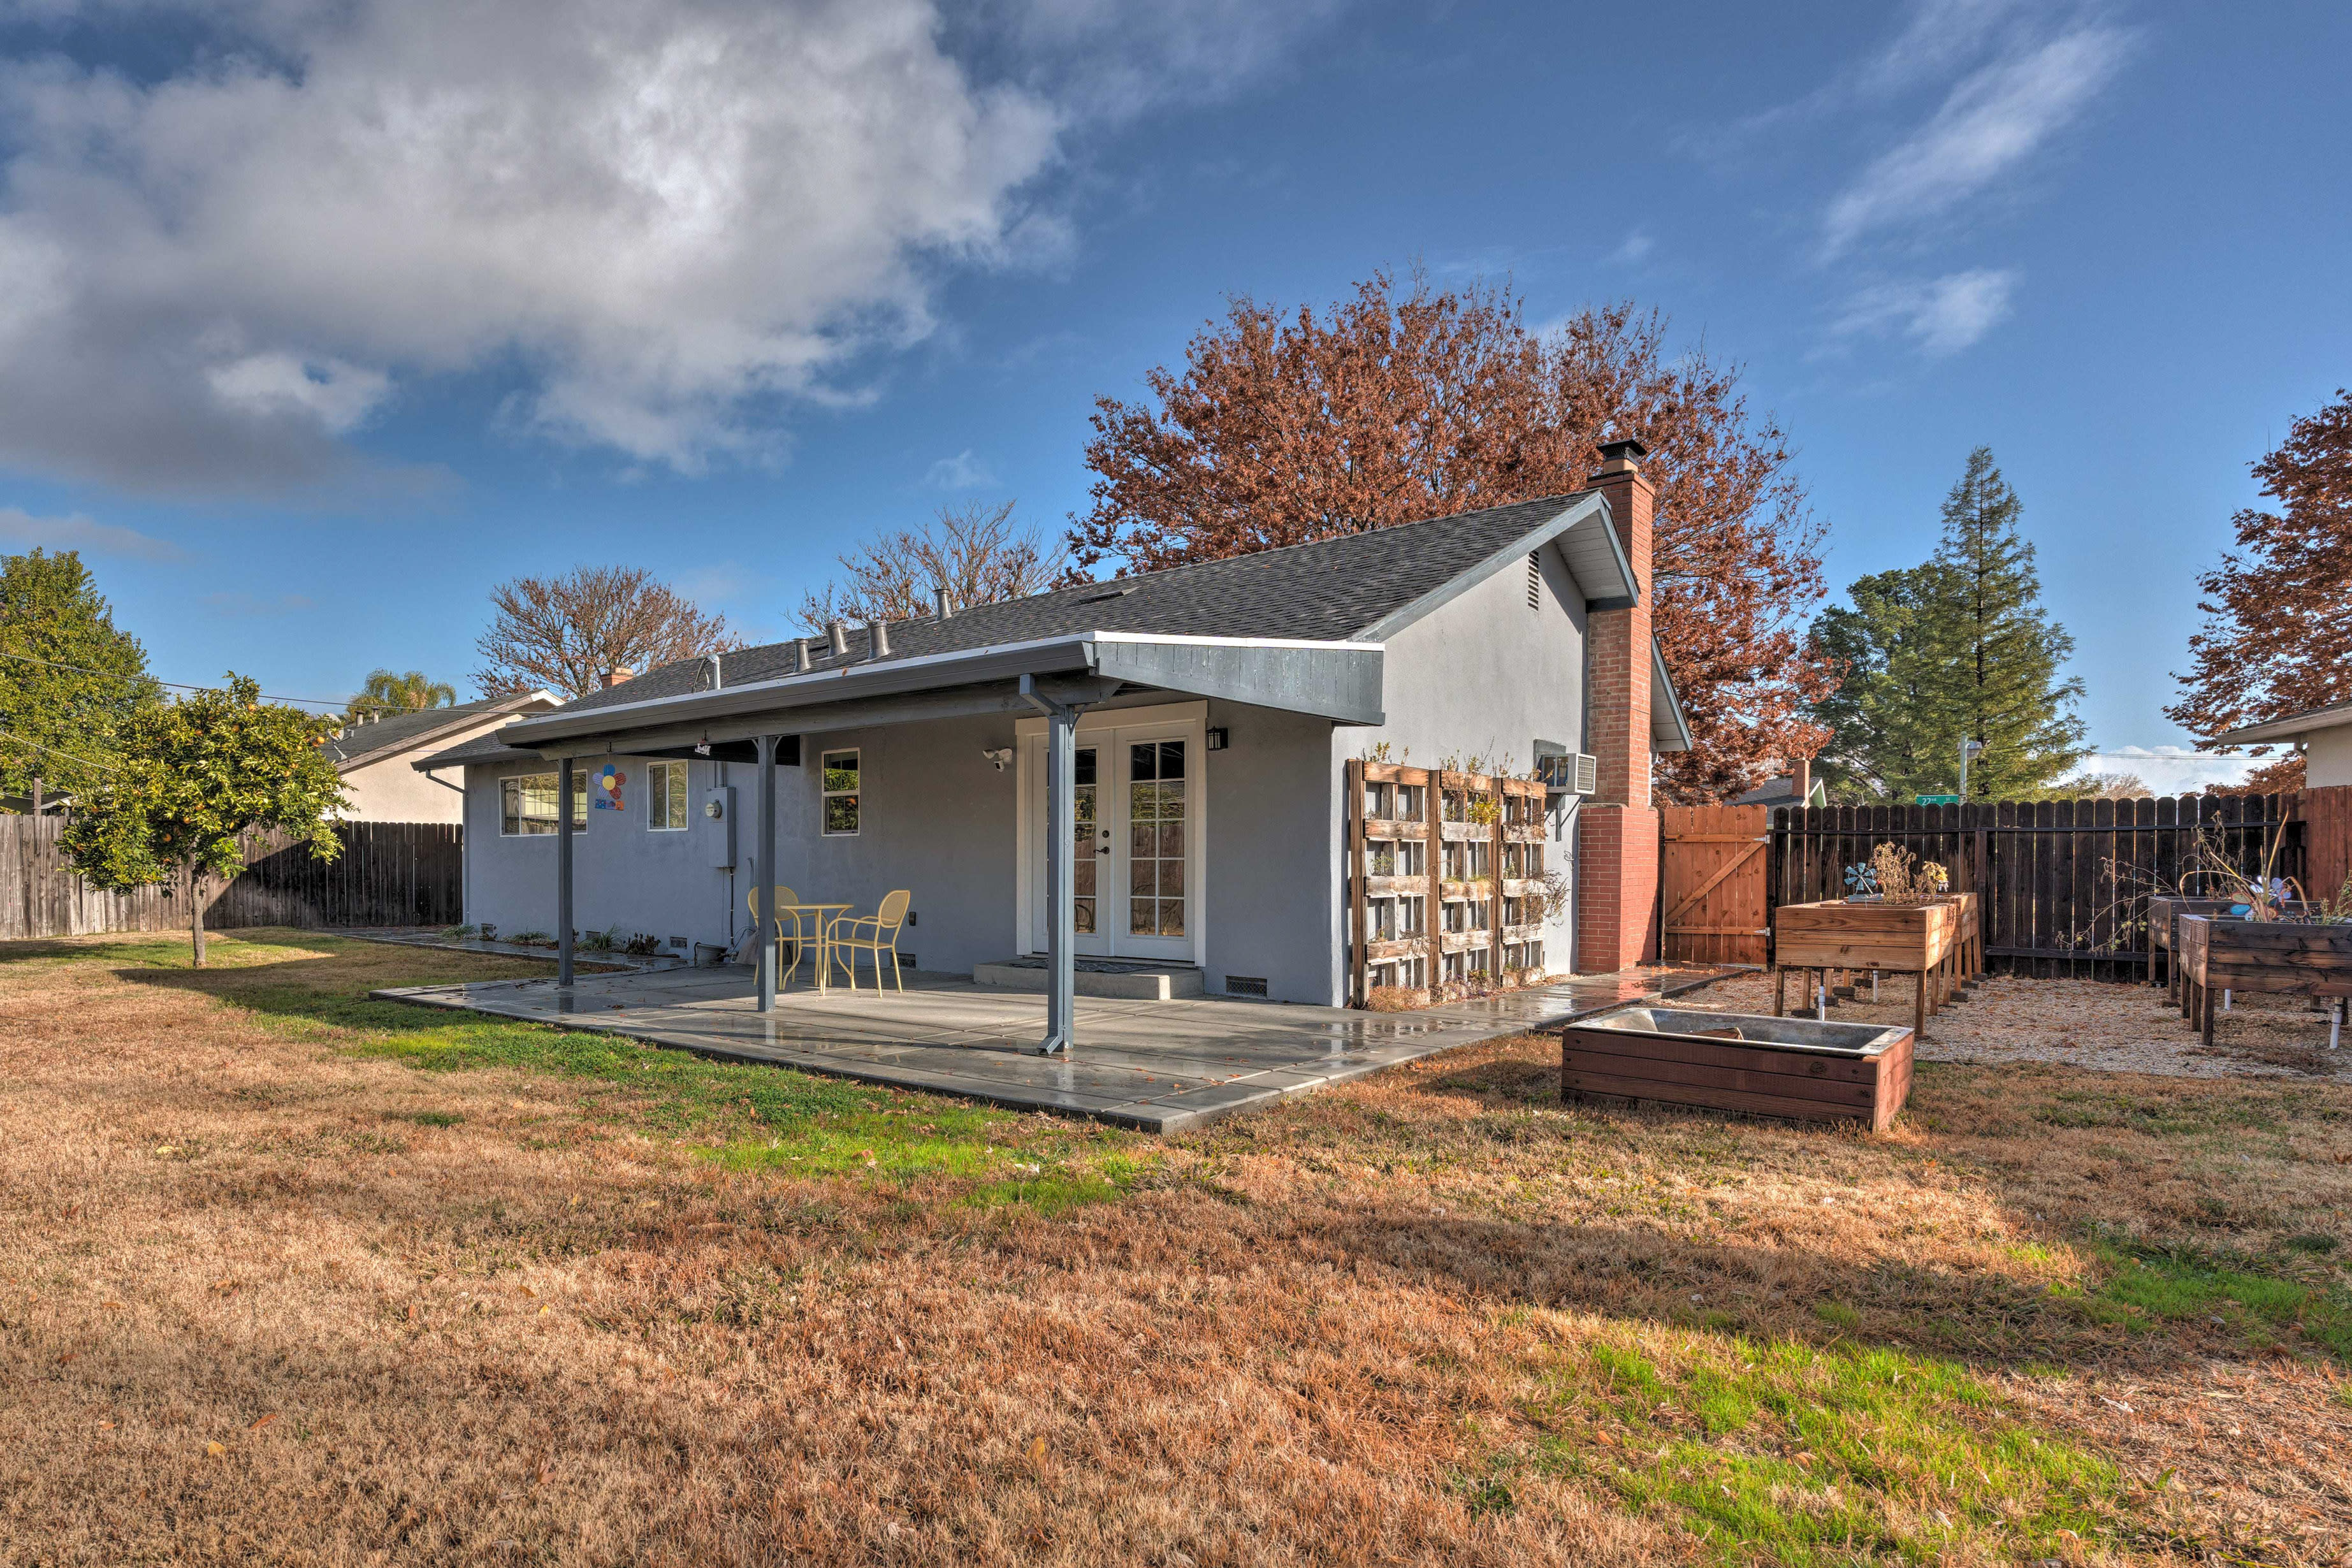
<box><xmin>1915</xmin><ymin>794</ymin><xmax>1961</xmax><ymax>805</ymax></box>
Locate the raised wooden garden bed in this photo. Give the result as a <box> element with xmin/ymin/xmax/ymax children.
<box><xmin>2175</xmin><ymin>913</ymin><xmax>2352</xmax><ymax>1047</ymax></box>
<box><xmin>1561</xmin><ymin>1007</ymin><xmax>1914</xmax><ymax>1132</ymax></box>
<box><xmin>2150</xmin><ymin>896</ymin><xmax>2316</xmax><ymax>1002</ymax></box>
<box><xmin>1771</xmin><ymin>893</ymin><xmax>1980</xmax><ymax>1038</ymax></box>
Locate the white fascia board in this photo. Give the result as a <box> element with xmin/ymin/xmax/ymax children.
<box><xmin>498</xmin><ymin>630</ymin><xmax>1391</xmax><ymax>747</ymax></box>
<box><xmin>1650</xmin><ymin>639</ymin><xmax>1693</xmax><ymax>752</ymax></box>
<box><xmin>2214</xmin><ymin>703</ymin><xmax>2352</xmax><ymax>746</ymax></box>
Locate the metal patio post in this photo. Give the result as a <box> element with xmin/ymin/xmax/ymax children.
<box><xmin>1021</xmin><ymin>674</ymin><xmax>1083</xmax><ymax>1056</ymax></box>
<box><xmin>556</xmin><ymin>757</ymin><xmax>576</xmax><ymax>989</ymax></box>
<box><xmin>756</xmin><ymin>732</ymin><xmax>779</xmax><ymax>1013</ymax></box>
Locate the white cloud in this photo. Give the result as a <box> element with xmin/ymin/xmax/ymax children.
<box><xmin>924</xmin><ymin>448</ymin><xmax>996</xmax><ymax>489</ymax></box>
<box><xmin>1823</xmin><ymin>11</ymin><xmax>2131</xmax><ymax>254</ymax></box>
<box><xmin>0</xmin><ymin>505</ymin><xmax>186</xmax><ymax>560</ymax></box>
<box><xmin>0</xmin><ymin>0</ymin><xmax>1331</xmax><ymax>495</ymax></box>
<box><xmin>1834</xmin><ymin>268</ymin><xmax>2017</xmax><ymax>355</ymax></box>
<box><xmin>2073</xmin><ymin>746</ymin><xmax>2260</xmax><ymax>797</ymax></box>
<box><xmin>1606</xmin><ymin>231</ymin><xmax>1654</xmax><ymax>266</ymax></box>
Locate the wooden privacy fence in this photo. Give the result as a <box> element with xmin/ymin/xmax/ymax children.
<box><xmin>1659</xmin><ymin>804</ymin><xmax>1771</xmax><ymax>966</ymax></box>
<box><xmin>1762</xmin><ymin>794</ymin><xmax>2303</xmax><ymax>979</ymax></box>
<box><xmin>0</xmin><ymin>816</ymin><xmax>463</xmax><ymax>941</ymax></box>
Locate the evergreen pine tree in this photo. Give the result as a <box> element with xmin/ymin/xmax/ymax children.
<box><xmin>1811</xmin><ymin>449</ymin><xmax>2087</xmax><ymax>801</ymax></box>
<box><xmin>0</xmin><ymin>549</ymin><xmax>162</xmax><ymax>805</ymax></box>
<box><xmin>1931</xmin><ymin>447</ymin><xmax>2087</xmax><ymax>799</ymax></box>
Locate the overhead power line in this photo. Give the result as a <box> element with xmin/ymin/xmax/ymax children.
<box><xmin>0</xmin><ymin>648</ymin><xmax>418</xmax><ymax>713</ymax></box>
<box><xmin>0</xmin><ymin>728</ymin><xmax>121</xmax><ymax>773</ymax></box>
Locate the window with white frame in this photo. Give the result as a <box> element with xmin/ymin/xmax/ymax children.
<box><xmin>500</xmin><ymin>771</ymin><xmax>586</xmax><ymax>836</ymax></box>
<box><xmin>646</xmin><ymin>760</ymin><xmax>689</xmax><ymax>831</ymax></box>
<box><xmin>821</xmin><ymin>748</ymin><xmax>860</xmax><ymax>835</ymax></box>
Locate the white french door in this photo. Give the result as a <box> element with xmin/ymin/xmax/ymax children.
<box><xmin>1023</xmin><ymin>714</ymin><xmax>1200</xmax><ymax>964</ymax></box>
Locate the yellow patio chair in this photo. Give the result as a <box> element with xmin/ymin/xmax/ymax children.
<box><xmin>744</xmin><ymin>885</ymin><xmax>818</xmax><ymax>989</ymax></box>
<box><xmin>830</xmin><ymin>889</ymin><xmax>911</xmax><ymax>995</ymax></box>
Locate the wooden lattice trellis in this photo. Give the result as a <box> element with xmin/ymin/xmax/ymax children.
<box><xmin>1346</xmin><ymin>759</ymin><xmax>1550</xmax><ymax>1005</ymax></box>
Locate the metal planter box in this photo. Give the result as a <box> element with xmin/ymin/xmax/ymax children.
<box><xmin>1562</xmin><ymin>1007</ymin><xmax>1915</xmax><ymax>1133</ymax></box>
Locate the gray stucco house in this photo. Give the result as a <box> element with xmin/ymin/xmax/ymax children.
<box><xmin>419</xmin><ymin>443</ymin><xmax>1687</xmax><ymax>1029</ymax></box>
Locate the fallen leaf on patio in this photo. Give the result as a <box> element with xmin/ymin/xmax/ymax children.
<box><xmin>518</xmin><ymin>1284</ymin><xmax>536</xmax><ymax>1298</ymax></box>
<box><xmin>101</xmin><ymin>1301</ymin><xmax>124</xmax><ymax>1311</ymax></box>
<box><xmin>1026</xmin><ymin>1435</ymin><xmax>1047</xmax><ymax>1467</ymax></box>
<box><xmin>206</xmin><ymin>1441</ymin><xmax>226</xmax><ymax>1456</ymax></box>
<box><xmin>56</xmin><ymin>1352</ymin><xmax>78</xmax><ymax>1365</ymax></box>
<box><xmin>249</xmin><ymin>1412</ymin><xmax>279</xmax><ymax>1431</ymax></box>
<box><xmin>406</xmin><ymin>1303</ymin><xmax>419</xmax><ymax>1321</ymax></box>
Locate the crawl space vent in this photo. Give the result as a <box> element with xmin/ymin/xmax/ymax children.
<box><xmin>1224</xmin><ymin>975</ymin><xmax>1269</xmax><ymax>997</ymax></box>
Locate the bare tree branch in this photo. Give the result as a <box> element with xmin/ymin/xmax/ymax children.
<box><xmin>472</xmin><ymin>566</ymin><xmax>741</xmax><ymax>700</ymax></box>
<box><xmin>795</xmin><ymin>501</ymin><xmax>1065</xmax><ymax>633</ymax></box>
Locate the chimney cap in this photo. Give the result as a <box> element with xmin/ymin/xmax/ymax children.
<box><xmin>1598</xmin><ymin>436</ymin><xmax>1650</xmax><ymax>462</ymax></box>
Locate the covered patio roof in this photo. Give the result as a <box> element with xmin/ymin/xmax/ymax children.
<box><xmin>493</xmin><ymin>630</ymin><xmax>1387</xmax><ymax>758</ymax></box>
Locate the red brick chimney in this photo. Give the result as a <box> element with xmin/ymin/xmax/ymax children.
<box><xmin>602</xmin><ymin>667</ymin><xmax>634</xmax><ymax>690</ymax></box>
<box><xmin>1575</xmin><ymin>436</ymin><xmax>1661</xmax><ymax>973</ymax></box>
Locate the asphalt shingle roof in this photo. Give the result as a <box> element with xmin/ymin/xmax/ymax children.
<box><xmin>553</xmin><ymin>494</ymin><xmax>1583</xmax><ymax>720</ymax></box>
<box><xmin>321</xmin><ymin>694</ymin><xmax>548</xmax><ymax>768</ymax></box>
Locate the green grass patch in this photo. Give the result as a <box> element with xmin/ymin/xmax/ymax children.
<box><xmin>23</xmin><ymin>930</ymin><xmax>1149</xmax><ymax>1213</ymax></box>
<box><xmin>2082</xmin><ymin>1237</ymin><xmax>2352</xmax><ymax>1362</ymax></box>
<box><xmin>1521</xmin><ymin>1332</ymin><xmax>2124</xmax><ymax>1567</ymax></box>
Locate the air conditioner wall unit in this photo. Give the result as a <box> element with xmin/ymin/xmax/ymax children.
<box><xmin>1532</xmin><ymin>743</ymin><xmax>1599</xmax><ymax>797</ymax></box>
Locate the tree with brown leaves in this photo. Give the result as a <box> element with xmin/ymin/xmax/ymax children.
<box><xmin>2168</xmin><ymin>389</ymin><xmax>2352</xmax><ymax>794</ymax></box>
<box><xmin>1066</xmin><ymin>270</ymin><xmax>1832</xmax><ymax>802</ymax></box>
<box><xmin>797</xmin><ymin>500</ymin><xmax>1064</xmax><ymax>633</ymax></box>
<box><xmin>473</xmin><ymin>566</ymin><xmax>739</xmax><ymax>700</ymax></box>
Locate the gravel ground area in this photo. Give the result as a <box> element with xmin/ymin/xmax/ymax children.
<box><xmin>1673</xmin><ymin>967</ymin><xmax>2352</xmax><ymax>1080</ymax></box>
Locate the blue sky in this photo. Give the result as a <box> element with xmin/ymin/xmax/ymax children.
<box><xmin>1</xmin><ymin>0</ymin><xmax>2344</xmax><ymax>791</ymax></box>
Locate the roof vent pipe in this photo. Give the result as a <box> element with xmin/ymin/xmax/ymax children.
<box><xmin>796</xmin><ymin>639</ymin><xmax>812</xmax><ymax>673</ymax></box>
<box><xmin>933</xmin><ymin>586</ymin><xmax>953</xmax><ymax>619</ymax></box>
<box><xmin>827</xmin><ymin>621</ymin><xmax>849</xmax><ymax>658</ymax></box>
<box><xmin>867</xmin><ymin>618</ymin><xmax>890</xmax><ymax>658</ymax></box>
<box><xmin>706</xmin><ymin>653</ymin><xmax>723</xmax><ymax>691</ymax></box>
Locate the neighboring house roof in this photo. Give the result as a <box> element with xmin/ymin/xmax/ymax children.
<box><xmin>1733</xmin><ymin>773</ymin><xmax>1827</xmax><ymax>807</ymax></box>
<box><xmin>323</xmin><ymin>692</ymin><xmax>556</xmax><ymax>772</ymax></box>
<box><xmin>410</xmin><ymin>729</ymin><xmax>548</xmax><ymax>773</ymax></box>
<box><xmin>537</xmin><ymin>491</ymin><xmax>1644</xmax><ymax>728</ymax></box>
<box><xmin>2212</xmin><ymin>697</ymin><xmax>2352</xmax><ymax>748</ymax></box>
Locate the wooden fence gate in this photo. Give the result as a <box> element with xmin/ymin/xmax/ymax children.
<box><xmin>1659</xmin><ymin>804</ymin><xmax>1771</xmax><ymax>966</ymax></box>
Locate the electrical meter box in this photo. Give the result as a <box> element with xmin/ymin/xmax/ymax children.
<box><xmin>702</xmin><ymin>786</ymin><xmax>737</xmax><ymax>868</ymax></box>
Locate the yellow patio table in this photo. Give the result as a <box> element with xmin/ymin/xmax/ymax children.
<box><xmin>745</xmin><ymin>889</ymin><xmax>853</xmax><ymax>994</ymax></box>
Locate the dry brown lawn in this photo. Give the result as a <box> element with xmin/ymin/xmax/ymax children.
<box><xmin>3</xmin><ymin>931</ymin><xmax>2349</xmax><ymax>1567</ymax></box>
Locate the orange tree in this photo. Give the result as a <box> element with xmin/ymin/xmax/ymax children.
<box><xmin>62</xmin><ymin>674</ymin><xmax>346</xmax><ymax>966</ymax></box>
<box><xmin>2169</xmin><ymin>389</ymin><xmax>2352</xmax><ymax>792</ymax></box>
<box><xmin>1064</xmin><ymin>270</ymin><xmax>1832</xmax><ymax>802</ymax></box>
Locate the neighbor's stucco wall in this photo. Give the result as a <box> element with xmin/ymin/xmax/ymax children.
<box><xmin>342</xmin><ymin>752</ymin><xmax>472</xmax><ymax>823</ymax></box>
<box><xmin>339</xmin><ymin>708</ymin><xmax>557</xmax><ymax>823</ymax></box>
<box><xmin>1332</xmin><ymin>549</ymin><xmax>1591</xmax><ymax>976</ymax></box>
<box><xmin>2304</xmin><ymin>726</ymin><xmax>2352</xmax><ymax>788</ymax></box>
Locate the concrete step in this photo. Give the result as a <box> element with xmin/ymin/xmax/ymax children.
<box><xmin>972</xmin><ymin>959</ymin><xmax>1205</xmax><ymax>1001</ymax></box>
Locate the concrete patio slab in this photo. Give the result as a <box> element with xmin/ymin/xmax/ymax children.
<box><xmin>375</xmin><ymin>963</ymin><xmax>1739</xmax><ymax>1132</ymax></box>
